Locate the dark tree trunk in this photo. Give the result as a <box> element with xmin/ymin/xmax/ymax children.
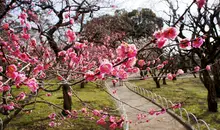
<box><xmin>80</xmin><ymin>81</ymin><xmax>85</xmax><ymax>88</ymax></box>
<box><xmin>202</xmin><ymin>70</ymin><xmax>218</xmax><ymax>112</ymax></box>
<box><xmin>62</xmin><ymin>84</ymin><xmax>72</xmax><ymax>116</ymax></box>
<box><xmin>153</xmin><ymin>77</ymin><xmax>160</xmax><ymax>88</ymax></box>
<box><xmin>212</xmin><ymin>62</ymin><xmax>220</xmax><ymax>98</ymax></box>
<box><xmin>3</xmin><ymin>109</ymin><xmax>22</xmax><ymax>129</ymax></box>
<box><xmin>162</xmin><ymin>77</ymin><xmax>167</xmax><ymax>85</ymax></box>
<box><xmin>0</xmin><ymin>0</ymin><xmax>6</xmax><ymax>24</ymax></box>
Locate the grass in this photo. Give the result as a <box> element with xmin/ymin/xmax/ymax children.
<box><xmin>130</xmin><ymin>78</ymin><xmax>220</xmax><ymax>129</ymax></box>
<box><xmin>1</xmin><ymin>81</ymin><xmax>117</xmax><ymax>130</ymax></box>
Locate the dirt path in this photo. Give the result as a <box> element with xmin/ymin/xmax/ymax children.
<box><xmin>106</xmin><ymin>81</ymin><xmax>187</xmax><ymax>130</ymax></box>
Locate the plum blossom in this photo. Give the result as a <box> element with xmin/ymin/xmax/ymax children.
<box><xmin>66</xmin><ymin>29</ymin><xmax>76</xmax><ymax>42</ymax></box>
<box><xmin>147</xmin><ymin>61</ymin><xmax>151</xmax><ymax>66</ymax></box>
<box><xmin>85</xmin><ymin>71</ymin><xmax>95</xmax><ymax>81</ymax></box>
<box><xmin>125</xmin><ymin>57</ymin><xmax>136</xmax><ymax>68</ymax></box>
<box><xmin>30</xmin><ymin>38</ymin><xmax>37</xmax><ymax>46</ymax></box>
<box><xmin>192</xmin><ymin>37</ymin><xmax>204</xmax><ymax>48</ymax></box>
<box><xmin>167</xmin><ymin>73</ymin><xmax>173</xmax><ymax>80</ymax></box>
<box><xmin>97</xmin><ymin>118</ymin><xmax>106</xmax><ymax>126</ymax></box>
<box><xmin>74</xmin><ymin>42</ymin><xmax>84</xmax><ymax>49</ymax></box>
<box><xmin>179</xmin><ymin>39</ymin><xmax>191</xmax><ymax>48</ymax></box>
<box><xmin>2</xmin><ymin>23</ymin><xmax>9</xmax><ymax>30</ymax></box>
<box><xmin>16</xmin><ymin>92</ymin><xmax>26</xmax><ymax>100</ymax></box>
<box><xmin>153</xmin><ymin>31</ymin><xmax>164</xmax><ymax>39</ymax></box>
<box><xmin>194</xmin><ymin>66</ymin><xmax>200</xmax><ymax>72</ymax></box>
<box><xmin>156</xmin><ymin>38</ymin><xmax>167</xmax><ymax>48</ymax></box>
<box><xmin>92</xmin><ymin>110</ymin><xmax>101</xmax><ymax>116</ymax></box>
<box><xmin>177</xmin><ymin>69</ymin><xmax>184</xmax><ymax>75</ymax></box>
<box><xmin>3</xmin><ymin>85</ymin><xmax>10</xmax><ymax>92</ymax></box>
<box><xmin>49</xmin><ymin>121</ymin><xmax>56</xmax><ymax>127</ymax></box>
<box><xmin>163</xmin><ymin>27</ymin><xmax>179</xmax><ymax>40</ymax></box>
<box><xmin>206</xmin><ymin>65</ymin><xmax>211</xmax><ymax>71</ymax></box>
<box><xmin>25</xmin><ymin>78</ymin><xmax>38</xmax><ymax>92</ymax></box>
<box><xmin>116</xmin><ymin>43</ymin><xmax>137</xmax><ymax>58</ymax></box>
<box><xmin>48</xmin><ymin>113</ymin><xmax>56</xmax><ymax>120</ymax></box>
<box><xmin>109</xmin><ymin>122</ymin><xmax>117</xmax><ymax>130</ymax></box>
<box><xmin>7</xmin><ymin>64</ymin><xmax>17</xmax><ymax>73</ymax></box>
<box><xmin>157</xmin><ymin>64</ymin><xmax>164</xmax><ymax>70</ymax></box>
<box><xmin>81</xmin><ymin>108</ymin><xmax>87</xmax><ymax>113</ymax></box>
<box><xmin>196</xmin><ymin>0</ymin><xmax>206</xmax><ymax>8</ymax></box>
<box><xmin>118</xmin><ymin>69</ymin><xmax>127</xmax><ymax>79</ymax></box>
<box><xmin>138</xmin><ymin>60</ymin><xmax>145</xmax><ymax>67</ymax></box>
<box><xmin>99</xmin><ymin>60</ymin><xmax>113</xmax><ymax>74</ymax></box>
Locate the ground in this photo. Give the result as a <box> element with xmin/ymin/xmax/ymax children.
<box><xmin>130</xmin><ymin>77</ymin><xmax>220</xmax><ymax>129</ymax></box>
<box><xmin>1</xmin><ymin>81</ymin><xmax>118</xmax><ymax>130</ymax></box>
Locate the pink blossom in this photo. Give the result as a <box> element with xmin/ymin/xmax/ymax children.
<box><xmin>148</xmin><ymin>109</ymin><xmax>155</xmax><ymax>115</ymax></box>
<box><xmin>49</xmin><ymin>121</ymin><xmax>56</xmax><ymax>127</ymax></box>
<box><xmin>152</xmin><ymin>60</ymin><xmax>155</xmax><ymax>65</ymax></box>
<box><xmin>100</xmin><ymin>60</ymin><xmax>113</xmax><ymax>74</ymax></box>
<box><xmin>110</xmin><ymin>116</ymin><xmax>116</xmax><ymax>123</ymax></box>
<box><xmin>70</xmin><ymin>18</ymin><xmax>74</xmax><ymax>24</ymax></box>
<box><xmin>74</xmin><ymin>42</ymin><xmax>84</xmax><ymax>49</ymax></box>
<box><xmin>138</xmin><ymin>60</ymin><xmax>145</xmax><ymax>67</ymax></box>
<box><xmin>3</xmin><ymin>85</ymin><xmax>10</xmax><ymax>92</ymax></box>
<box><xmin>127</xmin><ymin>44</ymin><xmax>137</xmax><ymax>58</ymax></box>
<box><xmin>118</xmin><ymin>69</ymin><xmax>127</xmax><ymax>79</ymax></box>
<box><xmin>163</xmin><ymin>27</ymin><xmax>179</xmax><ymax>40</ymax></box>
<box><xmin>157</xmin><ymin>38</ymin><xmax>167</xmax><ymax>48</ymax></box>
<box><xmin>147</xmin><ymin>61</ymin><xmax>151</xmax><ymax>66</ymax></box>
<box><xmin>4</xmin><ymin>104</ymin><xmax>14</xmax><ymax>111</ymax></box>
<box><xmin>132</xmin><ymin>67</ymin><xmax>139</xmax><ymax>73</ymax></box>
<box><xmin>194</xmin><ymin>66</ymin><xmax>200</xmax><ymax>72</ymax></box>
<box><xmin>85</xmin><ymin>71</ymin><xmax>95</xmax><ymax>81</ymax></box>
<box><xmin>0</xmin><ymin>76</ymin><xmax>2</xmax><ymax>81</ymax></box>
<box><xmin>58</xmin><ymin>51</ymin><xmax>66</xmax><ymax>57</ymax></box>
<box><xmin>162</xmin><ymin>60</ymin><xmax>168</xmax><ymax>65</ymax></box>
<box><xmin>19</xmin><ymin>53</ymin><xmax>29</xmax><ymax>61</ymax></box>
<box><xmin>192</xmin><ymin>37</ymin><xmax>204</xmax><ymax>48</ymax></box>
<box><xmin>30</xmin><ymin>38</ymin><xmax>37</xmax><ymax>46</ymax></box>
<box><xmin>25</xmin><ymin>78</ymin><xmax>38</xmax><ymax>92</ymax></box>
<box><xmin>19</xmin><ymin>12</ymin><xmax>27</xmax><ymax>20</ymax></box>
<box><xmin>206</xmin><ymin>65</ymin><xmax>211</xmax><ymax>71</ymax></box>
<box><xmin>157</xmin><ymin>64</ymin><xmax>164</xmax><ymax>70</ymax></box>
<box><xmin>46</xmin><ymin>93</ymin><xmax>52</xmax><ymax>97</ymax></box>
<box><xmin>97</xmin><ymin>118</ymin><xmax>106</xmax><ymax>126</ymax></box>
<box><xmin>153</xmin><ymin>31</ymin><xmax>164</xmax><ymax>39</ymax></box>
<box><xmin>92</xmin><ymin>110</ymin><xmax>101</xmax><ymax>116</ymax></box>
<box><xmin>7</xmin><ymin>64</ymin><xmax>17</xmax><ymax>73</ymax></box>
<box><xmin>17</xmin><ymin>92</ymin><xmax>26</xmax><ymax>100</ymax></box>
<box><xmin>11</xmin><ymin>34</ymin><xmax>19</xmax><ymax>41</ymax></box>
<box><xmin>196</xmin><ymin>0</ymin><xmax>206</xmax><ymax>8</ymax></box>
<box><xmin>21</xmin><ymin>33</ymin><xmax>30</xmax><ymax>40</ymax></box>
<box><xmin>66</xmin><ymin>29</ymin><xmax>76</xmax><ymax>42</ymax></box>
<box><xmin>179</xmin><ymin>39</ymin><xmax>191</xmax><ymax>48</ymax></box>
<box><xmin>81</xmin><ymin>108</ymin><xmax>87</xmax><ymax>113</ymax></box>
<box><xmin>177</xmin><ymin>69</ymin><xmax>184</xmax><ymax>75</ymax></box>
<box><xmin>0</xmin><ymin>66</ymin><xmax>3</xmax><ymax>72</ymax></box>
<box><xmin>167</xmin><ymin>73</ymin><xmax>173</xmax><ymax>80</ymax></box>
<box><xmin>126</xmin><ymin>57</ymin><xmax>137</xmax><ymax>68</ymax></box>
<box><xmin>172</xmin><ymin>103</ymin><xmax>182</xmax><ymax>109</ymax></box>
<box><xmin>146</xmin><ymin>67</ymin><xmax>151</xmax><ymax>71</ymax></box>
<box><xmin>109</xmin><ymin>122</ymin><xmax>117</xmax><ymax>130</ymax></box>
<box><xmin>6</xmin><ymin>71</ymin><xmax>18</xmax><ymax>80</ymax></box>
<box><xmin>2</xmin><ymin>23</ymin><xmax>9</xmax><ymax>30</ymax></box>
<box><xmin>48</xmin><ymin>113</ymin><xmax>56</xmax><ymax>120</ymax></box>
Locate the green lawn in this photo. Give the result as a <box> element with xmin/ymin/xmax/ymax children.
<box><xmin>2</xmin><ymin>81</ymin><xmax>117</xmax><ymax>130</ymax></box>
<box><xmin>130</xmin><ymin>78</ymin><xmax>220</xmax><ymax>129</ymax></box>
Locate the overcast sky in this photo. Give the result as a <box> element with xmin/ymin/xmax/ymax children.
<box><xmin>95</xmin><ymin>0</ymin><xmax>218</xmax><ymax>19</ymax></box>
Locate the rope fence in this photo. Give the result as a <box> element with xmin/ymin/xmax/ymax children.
<box><xmin>125</xmin><ymin>82</ymin><xmax>214</xmax><ymax>130</ymax></box>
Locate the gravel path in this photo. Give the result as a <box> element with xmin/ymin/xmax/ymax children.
<box><xmin>106</xmin><ymin>81</ymin><xmax>187</xmax><ymax>130</ymax></box>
